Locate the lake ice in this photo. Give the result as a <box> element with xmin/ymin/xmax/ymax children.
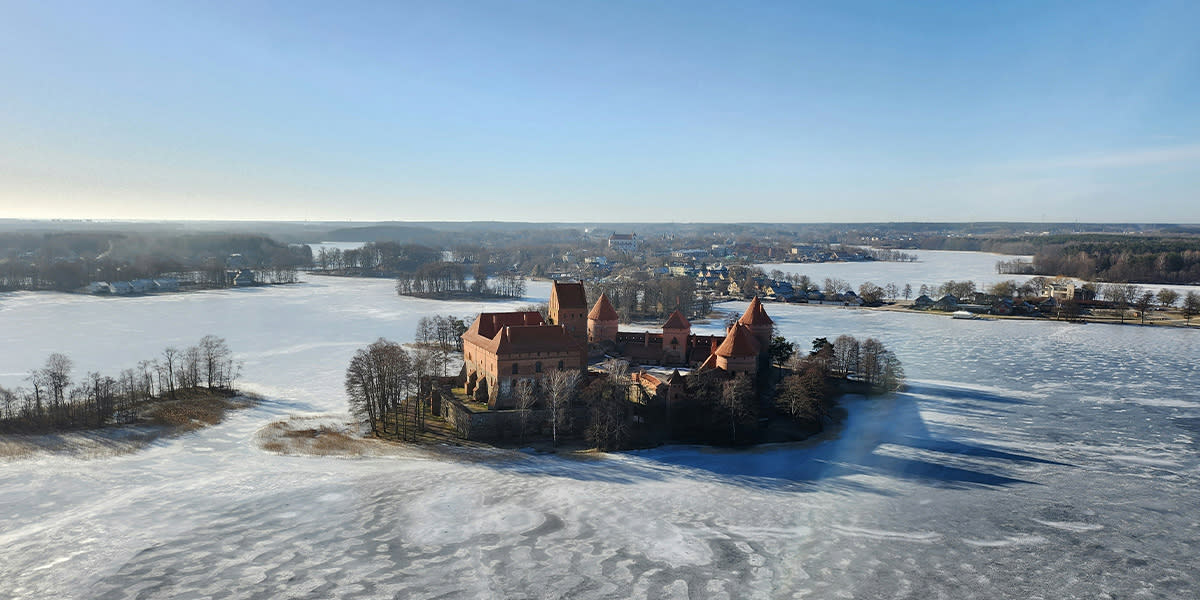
<box><xmin>2</xmin><ymin>252</ymin><xmax>1199</xmax><ymax>599</ymax></box>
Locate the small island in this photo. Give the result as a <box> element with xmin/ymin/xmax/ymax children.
<box><xmin>340</xmin><ymin>282</ymin><xmax>903</xmax><ymax>453</ymax></box>
<box><xmin>0</xmin><ymin>336</ymin><xmax>250</xmax><ymax>459</ymax></box>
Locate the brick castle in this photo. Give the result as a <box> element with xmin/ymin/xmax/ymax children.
<box><xmin>462</xmin><ymin>281</ymin><xmax>773</xmax><ymax>408</ymax></box>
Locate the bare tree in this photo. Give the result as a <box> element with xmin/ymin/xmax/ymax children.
<box><xmin>1157</xmin><ymin>288</ymin><xmax>1179</xmax><ymax>309</ymax></box>
<box><xmin>858</xmin><ymin>338</ymin><xmax>885</xmax><ymax>387</ymax></box>
<box><xmin>832</xmin><ymin>335</ymin><xmax>860</xmax><ymax>378</ymax></box>
<box><xmin>160</xmin><ymin>347</ymin><xmax>180</xmax><ymax>399</ymax></box>
<box><xmin>514</xmin><ymin>379</ymin><xmax>538</xmax><ymax>442</ymax></box>
<box><xmin>0</xmin><ymin>385</ymin><xmax>15</xmax><ymax>420</ymax></box>
<box><xmin>544</xmin><ymin>369</ymin><xmax>580</xmax><ymax>446</ymax></box>
<box><xmin>41</xmin><ymin>353</ymin><xmax>73</xmax><ymax>411</ymax></box>
<box><xmin>719</xmin><ymin>373</ymin><xmax>755</xmax><ymax>442</ymax></box>
<box><xmin>1184</xmin><ymin>291</ymin><xmax>1200</xmax><ymax>325</ymax></box>
<box><xmin>199</xmin><ymin>335</ymin><xmax>232</xmax><ymax>389</ymax></box>
<box><xmin>1134</xmin><ymin>291</ymin><xmax>1155</xmax><ymax>324</ymax></box>
<box><xmin>345</xmin><ymin>339</ymin><xmax>415</xmax><ymax>439</ymax></box>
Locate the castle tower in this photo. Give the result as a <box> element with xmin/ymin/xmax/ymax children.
<box><xmin>549</xmin><ymin>281</ymin><xmax>588</xmax><ymax>341</ymax></box>
<box><xmin>713</xmin><ymin>323</ymin><xmax>761</xmax><ymax>375</ymax></box>
<box><xmin>660</xmin><ymin>309</ymin><xmax>691</xmax><ymax>365</ymax></box>
<box><xmin>737</xmin><ymin>296</ymin><xmax>774</xmax><ymax>352</ymax></box>
<box><xmin>587</xmin><ymin>292</ymin><xmax>620</xmax><ymax>343</ymax></box>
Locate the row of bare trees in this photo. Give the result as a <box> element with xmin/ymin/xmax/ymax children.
<box><xmin>0</xmin><ymin>336</ymin><xmax>237</xmax><ymax>433</ymax></box>
<box><xmin>512</xmin><ymin>369</ymin><xmax>582</xmax><ymax>446</ymax></box>
<box><xmin>395</xmin><ymin>265</ymin><xmax>527</xmax><ymax>299</ymax></box>
<box><xmin>415</xmin><ymin>314</ymin><xmax>469</xmax><ymax>375</ymax></box>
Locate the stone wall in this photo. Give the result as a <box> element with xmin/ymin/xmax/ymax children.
<box><xmin>440</xmin><ymin>394</ymin><xmax>588</xmax><ymax>443</ymax></box>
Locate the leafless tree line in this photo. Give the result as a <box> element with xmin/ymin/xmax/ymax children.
<box><xmin>0</xmin><ymin>335</ymin><xmax>237</xmax><ymax>433</ymax></box>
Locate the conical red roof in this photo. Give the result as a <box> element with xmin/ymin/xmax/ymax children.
<box><xmin>588</xmin><ymin>293</ymin><xmax>619</xmax><ymax>321</ymax></box>
<box><xmin>738</xmin><ymin>297</ymin><xmax>773</xmax><ymax>326</ymax></box>
<box><xmin>714</xmin><ymin>323</ymin><xmax>761</xmax><ymax>357</ymax></box>
<box><xmin>661</xmin><ymin>309</ymin><xmax>690</xmax><ymax>331</ymax></box>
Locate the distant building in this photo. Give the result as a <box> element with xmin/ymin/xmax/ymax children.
<box><xmin>607</xmin><ymin>233</ymin><xmax>639</xmax><ymax>252</ymax></box>
<box><xmin>1048</xmin><ymin>282</ymin><xmax>1095</xmax><ymax>302</ymax></box>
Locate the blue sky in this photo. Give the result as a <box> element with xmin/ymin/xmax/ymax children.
<box><xmin>1</xmin><ymin>0</ymin><xmax>1198</xmax><ymax>222</ymax></box>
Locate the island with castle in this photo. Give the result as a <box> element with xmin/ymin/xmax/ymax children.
<box><xmin>428</xmin><ymin>280</ymin><xmax>856</xmax><ymax>448</ymax></box>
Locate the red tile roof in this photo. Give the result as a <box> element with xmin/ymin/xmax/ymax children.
<box><xmin>738</xmin><ymin>297</ymin><xmax>774</xmax><ymax>326</ymax></box>
<box><xmin>588</xmin><ymin>293</ymin><xmax>620</xmax><ymax>321</ymax></box>
<box><xmin>661</xmin><ymin>309</ymin><xmax>690</xmax><ymax>331</ymax></box>
<box><xmin>468</xmin><ymin>311</ymin><xmax>544</xmax><ymax>339</ymax></box>
<box><xmin>494</xmin><ymin>325</ymin><xmax>576</xmax><ymax>354</ymax></box>
<box><xmin>463</xmin><ymin>311</ymin><xmax>580</xmax><ymax>355</ymax></box>
<box><xmin>551</xmin><ymin>281</ymin><xmax>588</xmax><ymax>309</ymax></box>
<box><xmin>714</xmin><ymin>324</ymin><xmax>761</xmax><ymax>357</ymax></box>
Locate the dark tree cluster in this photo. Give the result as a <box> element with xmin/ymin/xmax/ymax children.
<box><xmin>0</xmin><ymin>232</ymin><xmax>309</xmax><ymax>292</ymax></box>
<box><xmin>345</xmin><ymin>315</ymin><xmax>473</xmax><ymax>440</ymax></box>
<box><xmin>0</xmin><ymin>336</ymin><xmax>238</xmax><ymax>433</ymax></box>
<box><xmin>345</xmin><ymin>339</ymin><xmax>429</xmax><ymax>441</ymax></box>
<box><xmin>316</xmin><ymin>242</ymin><xmax>441</xmax><ymax>274</ymax></box>
<box><xmin>394</xmin><ymin>263</ymin><xmax>526</xmax><ymax>299</ymax></box>
<box><xmin>414</xmin><ymin>315</ymin><xmax>470</xmax><ymax>375</ymax></box>
<box><xmin>585</xmin><ymin>275</ymin><xmax>708</xmax><ymax>322</ymax></box>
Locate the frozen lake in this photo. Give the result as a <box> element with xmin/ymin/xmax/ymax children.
<box><xmin>2</xmin><ymin>272</ymin><xmax>1200</xmax><ymax>598</ymax></box>
<box><xmin>758</xmin><ymin>249</ymin><xmax>1036</xmax><ymax>292</ymax></box>
<box><xmin>759</xmin><ymin>248</ymin><xmax>1200</xmax><ymax>298</ymax></box>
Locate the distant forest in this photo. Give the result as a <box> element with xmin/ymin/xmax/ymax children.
<box><xmin>901</xmin><ymin>234</ymin><xmax>1200</xmax><ymax>285</ymax></box>
<box><xmin>1027</xmin><ymin>236</ymin><xmax>1200</xmax><ymax>284</ymax></box>
<box><xmin>0</xmin><ymin>232</ymin><xmax>311</xmax><ymax>291</ymax></box>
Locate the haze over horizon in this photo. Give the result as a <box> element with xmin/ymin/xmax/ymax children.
<box><xmin>2</xmin><ymin>1</ymin><xmax>1198</xmax><ymax>223</ymax></box>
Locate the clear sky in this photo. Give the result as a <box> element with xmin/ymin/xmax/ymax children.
<box><xmin>2</xmin><ymin>0</ymin><xmax>1198</xmax><ymax>222</ymax></box>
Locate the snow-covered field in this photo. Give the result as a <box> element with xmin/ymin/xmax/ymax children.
<box><xmin>2</xmin><ymin>270</ymin><xmax>1200</xmax><ymax>599</ymax></box>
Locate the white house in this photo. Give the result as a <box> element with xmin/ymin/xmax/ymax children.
<box><xmin>607</xmin><ymin>233</ymin><xmax>639</xmax><ymax>252</ymax></box>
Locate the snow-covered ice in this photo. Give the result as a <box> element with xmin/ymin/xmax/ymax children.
<box><xmin>2</xmin><ymin>271</ymin><xmax>1199</xmax><ymax>599</ymax></box>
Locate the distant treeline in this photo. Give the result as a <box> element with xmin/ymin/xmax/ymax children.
<box><xmin>0</xmin><ymin>232</ymin><xmax>310</xmax><ymax>291</ymax></box>
<box><xmin>910</xmin><ymin>233</ymin><xmax>1200</xmax><ymax>285</ymax></box>
<box><xmin>314</xmin><ymin>242</ymin><xmax>441</xmax><ymax>274</ymax></box>
<box><xmin>394</xmin><ymin>263</ymin><xmax>526</xmax><ymax>299</ymax></box>
<box><xmin>585</xmin><ymin>276</ymin><xmax>712</xmax><ymax>322</ymax></box>
<box><xmin>0</xmin><ymin>336</ymin><xmax>238</xmax><ymax>434</ymax></box>
<box><xmin>1029</xmin><ymin>236</ymin><xmax>1200</xmax><ymax>284</ymax></box>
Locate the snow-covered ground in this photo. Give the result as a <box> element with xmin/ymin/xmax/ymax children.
<box><xmin>2</xmin><ymin>272</ymin><xmax>1200</xmax><ymax>598</ymax></box>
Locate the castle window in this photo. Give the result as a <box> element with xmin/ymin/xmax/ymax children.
<box><xmin>558</xmin><ymin>360</ymin><xmax>564</xmax><ymax>370</ymax></box>
<box><xmin>535</xmin><ymin>362</ymin><xmax>542</xmax><ymax>373</ymax></box>
<box><xmin>511</xmin><ymin>363</ymin><xmax>519</xmax><ymax>375</ymax></box>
